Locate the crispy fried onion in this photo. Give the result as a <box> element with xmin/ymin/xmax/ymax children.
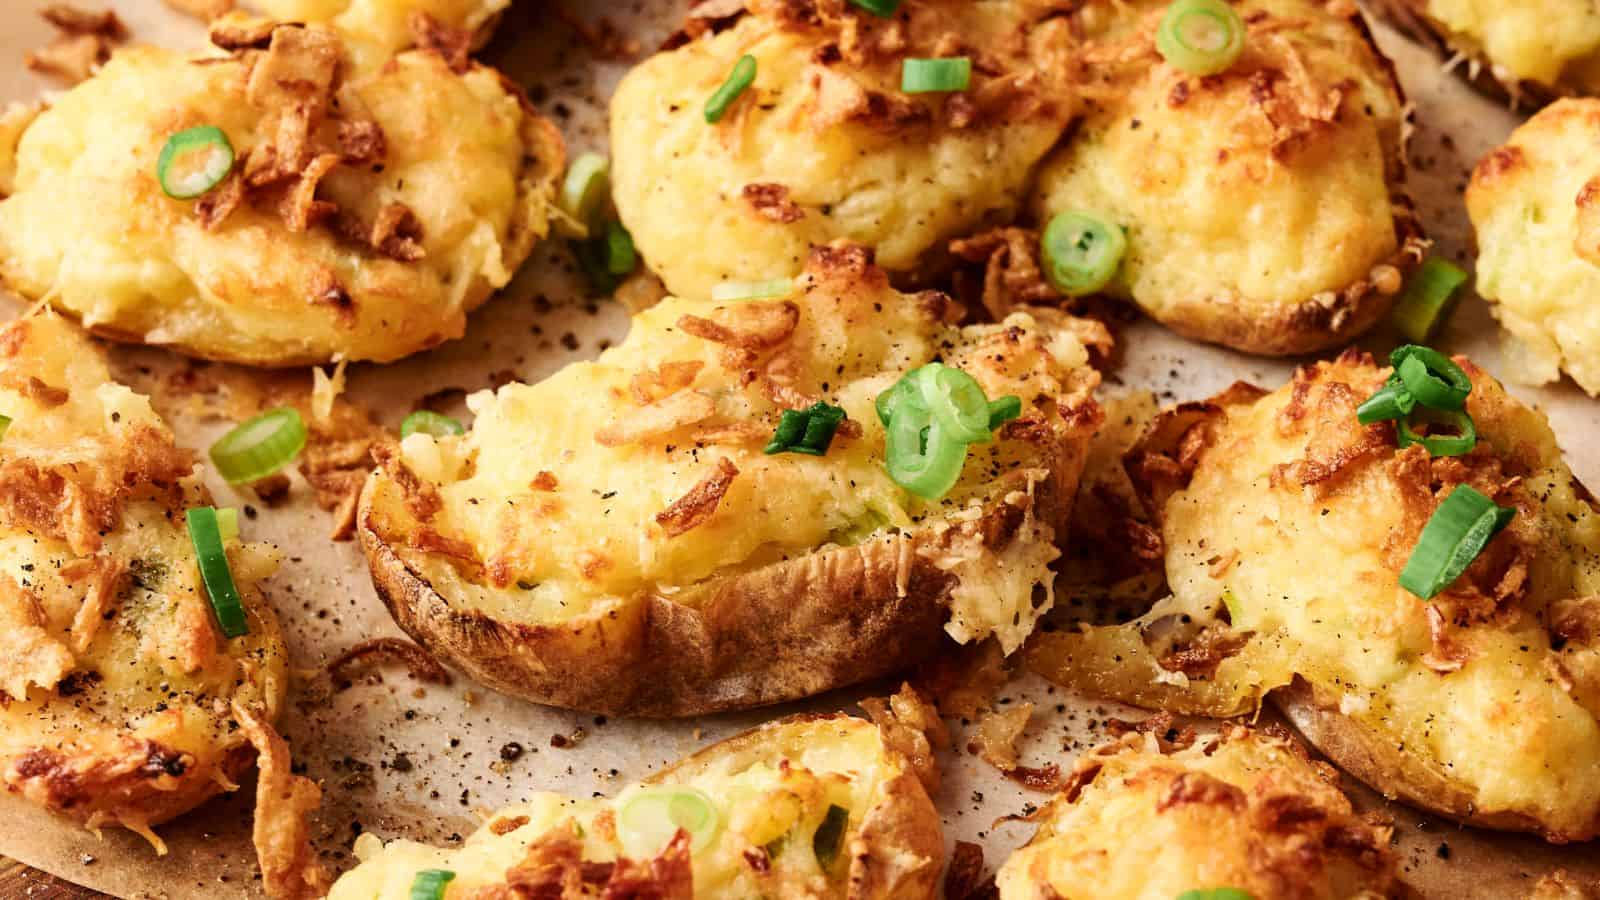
<box><xmin>943</xmin><ymin>841</ymin><xmax>998</xmax><ymax>900</ymax></box>
<box><xmin>677</xmin><ymin>300</ymin><xmax>800</xmax><ymax>354</ymax></box>
<box><xmin>1125</xmin><ymin>384</ymin><xmax>1265</xmax><ymax>522</ymax></box>
<box><xmin>741</xmin><ymin>182</ymin><xmax>805</xmax><ymax>223</ymax></box>
<box><xmin>949</xmin><ymin>227</ymin><xmax>1060</xmax><ymax>321</ymax></box>
<box><xmin>913</xmin><ymin>638</ymin><xmax>1012</xmax><ymax>720</ymax></box>
<box><xmin>1551</xmin><ymin>597</ymin><xmax>1600</xmax><ymax>718</ymax></box>
<box><xmin>497</xmin><ymin>820</ymin><xmax>693</xmax><ymax>899</ymax></box>
<box><xmin>630</xmin><ymin>361</ymin><xmax>704</xmax><ymax>406</ymax></box>
<box><xmin>654</xmin><ymin>457</ymin><xmax>739</xmax><ymax>537</ymax></box>
<box><xmin>61</xmin><ymin>555</ymin><xmax>128</xmax><ymax>654</ymax></box>
<box><xmin>26</xmin><ymin>5</ymin><xmax>127</xmax><ymax>85</ymax></box>
<box><xmin>0</xmin><ymin>578</ymin><xmax>75</xmax><ymax>700</ymax></box>
<box><xmin>409</xmin><ymin>11</ymin><xmax>474</xmax><ymax>74</ymax></box>
<box><xmin>234</xmin><ymin>701</ymin><xmax>330</xmax><ymax>900</ymax></box>
<box><xmin>596</xmin><ymin>389</ymin><xmax>717</xmax><ymax>447</ymax></box>
<box><xmin>1270</xmin><ymin>364</ymin><xmax>1391</xmax><ymax>492</ymax></box>
<box><xmin>327</xmin><ymin>637</ymin><xmax>452</xmax><ymax>688</ymax></box>
<box><xmin>860</xmin><ymin>682</ymin><xmax>947</xmax><ymax>795</ymax></box>
<box><xmin>967</xmin><ymin>701</ymin><xmax>1061</xmax><ymax>791</ymax></box>
<box><xmin>162</xmin><ymin>0</ymin><xmax>235</xmax><ymax>23</ymax></box>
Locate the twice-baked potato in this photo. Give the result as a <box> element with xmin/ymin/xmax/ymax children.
<box><xmin>327</xmin><ymin>700</ymin><xmax>945</xmax><ymax>899</ymax></box>
<box><xmin>1028</xmin><ymin>351</ymin><xmax>1600</xmax><ymax>839</ymax></box>
<box><xmin>359</xmin><ymin>244</ymin><xmax>1102</xmax><ymax>716</ymax></box>
<box><xmin>1467</xmin><ymin>98</ymin><xmax>1600</xmax><ymax>395</ymax></box>
<box><xmin>996</xmin><ymin>726</ymin><xmax>1407</xmax><ymax>899</ymax></box>
<box><xmin>252</xmin><ymin>0</ymin><xmax>509</xmax><ymax>70</ymax></box>
<box><xmin>609</xmin><ymin>0</ymin><xmax>1078</xmax><ymax>299</ymax></box>
<box><xmin>0</xmin><ymin>315</ymin><xmax>313</xmax><ymax>863</ymax></box>
<box><xmin>0</xmin><ymin>21</ymin><xmax>562</xmax><ymax>366</ymax></box>
<box><xmin>1371</xmin><ymin>0</ymin><xmax>1600</xmax><ymax>101</ymax></box>
<box><xmin>1031</xmin><ymin>0</ymin><xmax>1422</xmax><ymax>355</ymax></box>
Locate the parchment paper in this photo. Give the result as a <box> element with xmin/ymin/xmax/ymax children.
<box><xmin>0</xmin><ymin>2</ymin><xmax>1598</xmax><ymax>897</ymax></box>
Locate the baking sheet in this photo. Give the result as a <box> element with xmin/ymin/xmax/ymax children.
<box><xmin>1</xmin><ymin>1</ymin><xmax>1598</xmax><ymax>897</ymax></box>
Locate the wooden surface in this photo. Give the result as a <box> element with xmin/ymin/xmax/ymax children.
<box><xmin>0</xmin><ymin>857</ymin><xmax>102</xmax><ymax>899</ymax></box>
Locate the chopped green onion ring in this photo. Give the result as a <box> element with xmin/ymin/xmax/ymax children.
<box><xmin>705</xmin><ymin>54</ymin><xmax>757</xmax><ymax>123</ymax></box>
<box><xmin>987</xmin><ymin>396</ymin><xmax>1022</xmax><ymax>431</ymax></box>
<box><xmin>849</xmin><ymin>0</ymin><xmax>901</xmax><ymax>15</ymax></box>
<box><xmin>187</xmin><ymin>507</ymin><xmax>249</xmax><ymax>639</ymax></box>
<box><xmin>901</xmin><ymin>57</ymin><xmax>971</xmax><ymax>93</ymax></box>
<box><xmin>812</xmin><ymin>804</ymin><xmax>850</xmax><ymax>869</ymax></box>
<box><xmin>157</xmin><ymin>125</ymin><xmax>235</xmax><ymax>200</ymax></box>
<box><xmin>605</xmin><ymin>220</ymin><xmax>637</xmax><ymax>277</ymax></box>
<box><xmin>216</xmin><ymin>507</ymin><xmax>240</xmax><ymax>542</ymax></box>
<box><xmin>876</xmin><ymin>377</ymin><xmax>917</xmax><ymax>427</ymax></box>
<box><xmin>766</xmin><ymin>402</ymin><xmax>847</xmax><ymax>456</ymax></box>
<box><xmin>1156</xmin><ymin>0</ymin><xmax>1246</xmax><ymax>76</ymax></box>
<box><xmin>401</xmin><ymin>410</ymin><xmax>465</xmax><ymax>439</ymax></box>
<box><xmin>210</xmin><ymin>407</ymin><xmax>308</xmax><ymax>485</ymax></box>
<box><xmin>408</xmin><ymin>869</ymin><xmax>457</xmax><ymax>900</ymax></box>
<box><xmin>886</xmin><ymin>409</ymin><xmax>969</xmax><ymax>501</ymax></box>
<box><xmin>1398</xmin><ymin>484</ymin><xmax>1515</xmax><ymax>600</ymax></box>
<box><xmin>618</xmin><ymin>786</ymin><xmax>722</xmax><ymax>858</ymax></box>
<box><xmin>1176</xmin><ymin>890</ymin><xmax>1255</xmax><ymax>900</ymax></box>
<box><xmin>1397</xmin><ymin>405</ymin><xmax>1476</xmax><ymax>457</ymax></box>
<box><xmin>1041</xmin><ymin>211</ymin><xmax>1126</xmax><ymax>297</ymax></box>
<box><xmin>710</xmin><ymin>278</ymin><xmax>794</xmax><ymax>302</ymax></box>
<box><xmin>1392</xmin><ymin>345</ymin><xmax>1471</xmax><ymax>411</ymax></box>
<box><xmin>0</xmin><ymin>413</ymin><xmax>11</xmax><ymax>442</ymax></box>
<box><xmin>559</xmin><ymin>152</ymin><xmax>610</xmax><ymax>233</ymax></box>
<box><xmin>1392</xmin><ymin>258</ymin><xmax>1468</xmax><ymax>343</ymax></box>
<box><xmin>915</xmin><ymin>363</ymin><xmax>991</xmax><ymax>444</ymax></box>
<box><xmin>1355</xmin><ymin>377</ymin><xmax>1415</xmax><ymax>425</ymax></box>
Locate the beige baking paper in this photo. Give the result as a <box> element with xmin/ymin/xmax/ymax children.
<box><xmin>0</xmin><ymin>2</ymin><xmax>1597</xmax><ymax>897</ymax></box>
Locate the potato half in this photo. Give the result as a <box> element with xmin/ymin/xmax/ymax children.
<box><xmin>253</xmin><ymin>0</ymin><xmax>509</xmax><ymax>70</ymax></box>
<box><xmin>609</xmin><ymin>0</ymin><xmax>1078</xmax><ymax>299</ymax></box>
<box><xmin>1467</xmin><ymin>98</ymin><xmax>1600</xmax><ymax>395</ymax></box>
<box><xmin>1028</xmin><ymin>352</ymin><xmax>1600</xmax><ymax>840</ymax></box>
<box><xmin>1032</xmin><ymin>0</ymin><xmax>1421</xmax><ymax>356</ymax></box>
<box><xmin>0</xmin><ymin>23</ymin><xmax>562</xmax><ymax>366</ymax></box>
<box><xmin>327</xmin><ymin>701</ymin><xmax>945</xmax><ymax>899</ymax></box>
<box><xmin>359</xmin><ymin>244</ymin><xmax>1101</xmax><ymax>716</ymax></box>
<box><xmin>0</xmin><ymin>313</ymin><xmax>290</xmax><ymax>842</ymax></box>
<box><xmin>996</xmin><ymin>727</ymin><xmax>1407</xmax><ymax>899</ymax></box>
<box><xmin>1371</xmin><ymin>0</ymin><xmax>1600</xmax><ymax>101</ymax></box>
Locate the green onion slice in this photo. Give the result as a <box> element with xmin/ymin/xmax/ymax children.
<box><xmin>886</xmin><ymin>408</ymin><xmax>969</xmax><ymax>501</ymax></box>
<box><xmin>0</xmin><ymin>413</ymin><xmax>11</xmax><ymax>442</ymax></box>
<box><xmin>408</xmin><ymin>869</ymin><xmax>456</xmax><ymax>900</ymax></box>
<box><xmin>559</xmin><ymin>152</ymin><xmax>610</xmax><ymax>232</ymax></box>
<box><xmin>876</xmin><ymin>377</ymin><xmax>917</xmax><ymax>427</ymax></box>
<box><xmin>705</xmin><ymin>54</ymin><xmax>757</xmax><ymax>123</ymax></box>
<box><xmin>209</xmin><ymin>407</ymin><xmax>308</xmax><ymax>485</ymax></box>
<box><xmin>605</xmin><ymin>221</ymin><xmax>637</xmax><ymax>277</ymax></box>
<box><xmin>901</xmin><ymin>57</ymin><xmax>971</xmax><ymax>93</ymax></box>
<box><xmin>766</xmin><ymin>402</ymin><xmax>847</xmax><ymax>456</ymax></box>
<box><xmin>849</xmin><ymin>0</ymin><xmax>901</xmax><ymax>14</ymax></box>
<box><xmin>1041</xmin><ymin>211</ymin><xmax>1126</xmax><ymax>297</ymax></box>
<box><xmin>1397</xmin><ymin>406</ymin><xmax>1476</xmax><ymax>457</ymax></box>
<box><xmin>1392</xmin><ymin>258</ymin><xmax>1468</xmax><ymax>343</ymax></box>
<box><xmin>914</xmin><ymin>363</ymin><xmax>992</xmax><ymax>444</ymax></box>
<box><xmin>216</xmin><ymin>507</ymin><xmax>240</xmax><ymax>542</ymax></box>
<box><xmin>401</xmin><ymin>410</ymin><xmax>465</xmax><ymax>439</ymax></box>
<box><xmin>1398</xmin><ymin>484</ymin><xmax>1516</xmax><ymax>600</ymax></box>
<box><xmin>1392</xmin><ymin>345</ymin><xmax>1471</xmax><ymax>411</ymax></box>
<box><xmin>187</xmin><ymin>507</ymin><xmax>249</xmax><ymax>639</ymax></box>
<box><xmin>157</xmin><ymin>125</ymin><xmax>235</xmax><ymax>200</ymax></box>
<box><xmin>811</xmin><ymin>804</ymin><xmax>849</xmax><ymax>869</ymax></box>
<box><xmin>986</xmin><ymin>396</ymin><xmax>1022</xmax><ymax>431</ymax></box>
<box><xmin>710</xmin><ymin>278</ymin><xmax>794</xmax><ymax>302</ymax></box>
<box><xmin>1156</xmin><ymin>0</ymin><xmax>1246</xmax><ymax>76</ymax></box>
<box><xmin>618</xmin><ymin>786</ymin><xmax>722</xmax><ymax>858</ymax></box>
<box><xmin>1176</xmin><ymin>890</ymin><xmax>1255</xmax><ymax>900</ymax></box>
<box><xmin>1355</xmin><ymin>377</ymin><xmax>1415</xmax><ymax>425</ymax></box>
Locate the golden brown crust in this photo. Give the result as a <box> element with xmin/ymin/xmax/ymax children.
<box><xmin>1365</xmin><ymin>0</ymin><xmax>1567</xmax><ymax>105</ymax></box>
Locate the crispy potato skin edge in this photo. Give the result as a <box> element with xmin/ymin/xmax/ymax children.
<box><xmin>1365</xmin><ymin>0</ymin><xmax>1565</xmax><ymax>105</ymax></box>
<box><xmin>356</xmin><ymin>424</ymin><xmax>1087</xmax><ymax>718</ymax></box>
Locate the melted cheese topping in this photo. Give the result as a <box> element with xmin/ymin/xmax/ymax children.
<box><xmin>1468</xmin><ymin>98</ymin><xmax>1600</xmax><ymax>396</ymax></box>
<box><xmin>329</xmin><ymin>718</ymin><xmax>894</xmax><ymax>899</ymax></box>
<box><xmin>609</xmin><ymin>2</ymin><xmax>1076</xmax><ymax>298</ymax></box>
<box><xmin>254</xmin><ymin>0</ymin><xmax>508</xmax><ymax>70</ymax></box>
<box><xmin>387</xmin><ymin>268</ymin><xmax>1092</xmax><ymax>652</ymax></box>
<box><xmin>0</xmin><ymin>41</ymin><xmax>554</xmax><ymax>365</ymax></box>
<box><xmin>1163</xmin><ymin>363</ymin><xmax>1600</xmax><ymax>835</ymax></box>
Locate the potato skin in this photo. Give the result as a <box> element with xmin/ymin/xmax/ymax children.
<box><xmin>1370</xmin><ymin>0</ymin><xmax>1600</xmax><ymax>101</ymax></box>
<box><xmin>1467</xmin><ymin>98</ymin><xmax>1600</xmax><ymax>395</ymax></box>
<box><xmin>359</xmin><ymin>245</ymin><xmax>1100</xmax><ymax>717</ymax></box>
<box><xmin>609</xmin><ymin>0</ymin><xmax>1077</xmax><ymax>299</ymax></box>
<box><xmin>328</xmin><ymin>712</ymin><xmax>944</xmax><ymax>899</ymax></box>
<box><xmin>996</xmin><ymin>727</ymin><xmax>1407</xmax><ymax>899</ymax></box>
<box><xmin>0</xmin><ymin>34</ymin><xmax>561</xmax><ymax>367</ymax></box>
<box><xmin>0</xmin><ymin>314</ymin><xmax>290</xmax><ymax>837</ymax></box>
<box><xmin>1033</xmin><ymin>0</ymin><xmax>1421</xmax><ymax>356</ymax></box>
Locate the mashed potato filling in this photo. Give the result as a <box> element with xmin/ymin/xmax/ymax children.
<box><xmin>1468</xmin><ymin>99</ymin><xmax>1600</xmax><ymax>396</ymax></box>
<box><xmin>255</xmin><ymin>0</ymin><xmax>508</xmax><ymax>70</ymax></box>
<box><xmin>385</xmin><ymin>250</ymin><xmax>1095</xmax><ymax>652</ymax></box>
<box><xmin>1422</xmin><ymin>0</ymin><xmax>1600</xmax><ymax>90</ymax></box>
<box><xmin>329</xmin><ymin>717</ymin><xmax>901</xmax><ymax>900</ymax></box>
